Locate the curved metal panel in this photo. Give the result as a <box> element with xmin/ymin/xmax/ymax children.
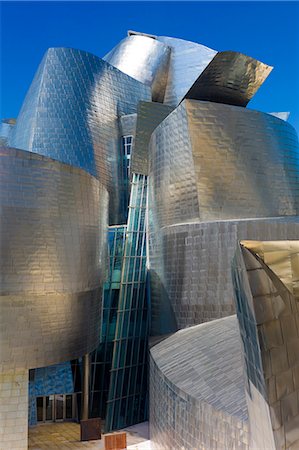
<box><xmin>149</xmin><ymin>100</ymin><xmax>299</xmax><ymax>230</ymax></box>
<box><xmin>0</xmin><ymin>147</ymin><xmax>108</xmax><ymax>371</ymax></box>
<box><xmin>131</xmin><ymin>101</ymin><xmax>174</xmax><ymax>175</ymax></box>
<box><xmin>103</xmin><ymin>35</ymin><xmax>171</xmax><ymax>102</ymax></box>
<box><xmin>184</xmin><ymin>51</ymin><xmax>273</xmax><ymax>107</ymax></box>
<box><xmin>149</xmin><ymin>217</ymin><xmax>299</xmax><ymax>336</ymax></box>
<box><xmin>150</xmin><ymin>316</ymin><xmax>249</xmax><ymax>449</ymax></box>
<box><xmin>157</xmin><ymin>36</ymin><xmax>217</xmax><ymax>106</ymax></box>
<box><xmin>9</xmin><ymin>47</ymin><xmax>150</xmax><ymax>224</ymax></box>
<box><xmin>233</xmin><ymin>241</ymin><xmax>299</xmax><ymax>449</ymax></box>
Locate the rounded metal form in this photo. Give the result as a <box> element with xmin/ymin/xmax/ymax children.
<box><xmin>150</xmin><ymin>316</ymin><xmax>249</xmax><ymax>449</ymax></box>
<box><xmin>8</xmin><ymin>47</ymin><xmax>150</xmax><ymax>224</ymax></box>
<box><xmin>148</xmin><ymin>99</ymin><xmax>299</xmax><ymax>335</ymax></box>
<box><xmin>0</xmin><ymin>147</ymin><xmax>108</xmax><ymax>371</ymax></box>
<box><xmin>104</xmin><ymin>35</ymin><xmax>171</xmax><ymax>102</ymax></box>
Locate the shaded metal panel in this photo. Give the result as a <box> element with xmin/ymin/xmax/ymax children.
<box><xmin>0</xmin><ymin>147</ymin><xmax>108</xmax><ymax>371</ymax></box>
<box><xmin>149</xmin><ymin>217</ymin><xmax>299</xmax><ymax>336</ymax></box>
<box><xmin>157</xmin><ymin>36</ymin><xmax>217</xmax><ymax>106</ymax></box>
<box><xmin>150</xmin><ymin>316</ymin><xmax>249</xmax><ymax>449</ymax></box>
<box><xmin>184</xmin><ymin>51</ymin><xmax>272</xmax><ymax>107</ymax></box>
<box><xmin>232</xmin><ymin>241</ymin><xmax>299</xmax><ymax>449</ymax></box>
<box><xmin>103</xmin><ymin>35</ymin><xmax>171</xmax><ymax>102</ymax></box>
<box><xmin>119</xmin><ymin>114</ymin><xmax>137</xmax><ymax>138</ymax></box>
<box><xmin>131</xmin><ymin>102</ymin><xmax>174</xmax><ymax>175</ymax></box>
<box><xmin>149</xmin><ymin>100</ymin><xmax>299</xmax><ymax>231</ymax></box>
<box><xmin>9</xmin><ymin>48</ymin><xmax>150</xmax><ymax>224</ymax></box>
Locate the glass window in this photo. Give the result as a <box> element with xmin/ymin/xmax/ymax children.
<box><xmin>36</xmin><ymin>397</ymin><xmax>44</xmax><ymax>422</ymax></box>
<box><xmin>45</xmin><ymin>395</ymin><xmax>54</xmax><ymax>421</ymax></box>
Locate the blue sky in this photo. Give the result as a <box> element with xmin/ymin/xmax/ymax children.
<box><xmin>1</xmin><ymin>1</ymin><xmax>299</xmax><ymax>134</ymax></box>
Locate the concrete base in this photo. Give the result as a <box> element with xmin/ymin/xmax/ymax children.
<box><xmin>0</xmin><ymin>369</ymin><xmax>28</xmax><ymax>449</ymax></box>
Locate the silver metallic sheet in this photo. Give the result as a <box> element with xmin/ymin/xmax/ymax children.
<box><xmin>149</xmin><ymin>217</ymin><xmax>299</xmax><ymax>336</ymax></box>
<box><xmin>103</xmin><ymin>35</ymin><xmax>171</xmax><ymax>102</ymax></box>
<box><xmin>131</xmin><ymin>102</ymin><xmax>174</xmax><ymax>175</ymax></box>
<box><xmin>149</xmin><ymin>99</ymin><xmax>299</xmax><ymax>231</ymax></box>
<box><xmin>119</xmin><ymin>114</ymin><xmax>137</xmax><ymax>138</ymax></box>
<box><xmin>156</xmin><ymin>36</ymin><xmax>217</xmax><ymax>106</ymax></box>
<box><xmin>8</xmin><ymin>47</ymin><xmax>150</xmax><ymax>224</ymax></box>
<box><xmin>0</xmin><ymin>147</ymin><xmax>108</xmax><ymax>371</ymax></box>
<box><xmin>184</xmin><ymin>51</ymin><xmax>272</xmax><ymax>107</ymax></box>
<box><xmin>150</xmin><ymin>316</ymin><xmax>249</xmax><ymax>450</ymax></box>
<box><xmin>233</xmin><ymin>241</ymin><xmax>299</xmax><ymax>449</ymax></box>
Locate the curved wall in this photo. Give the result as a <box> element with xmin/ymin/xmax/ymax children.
<box><xmin>0</xmin><ymin>147</ymin><xmax>108</xmax><ymax>371</ymax></box>
<box><xmin>149</xmin><ymin>100</ymin><xmax>299</xmax><ymax>229</ymax></box>
<box><xmin>149</xmin><ymin>217</ymin><xmax>299</xmax><ymax>335</ymax></box>
<box><xmin>103</xmin><ymin>35</ymin><xmax>171</xmax><ymax>103</ymax></box>
<box><xmin>150</xmin><ymin>316</ymin><xmax>249</xmax><ymax>449</ymax></box>
<box><xmin>9</xmin><ymin>47</ymin><xmax>150</xmax><ymax>224</ymax></box>
<box><xmin>156</xmin><ymin>36</ymin><xmax>217</xmax><ymax>106</ymax></box>
<box><xmin>148</xmin><ymin>99</ymin><xmax>299</xmax><ymax>335</ymax></box>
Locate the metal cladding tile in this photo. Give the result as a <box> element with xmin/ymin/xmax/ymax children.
<box><xmin>8</xmin><ymin>47</ymin><xmax>150</xmax><ymax>224</ymax></box>
<box><xmin>149</xmin><ymin>99</ymin><xmax>299</xmax><ymax>231</ymax></box>
<box><xmin>149</xmin><ymin>316</ymin><xmax>249</xmax><ymax>450</ymax></box>
<box><xmin>149</xmin><ymin>217</ymin><xmax>299</xmax><ymax>336</ymax></box>
<box><xmin>233</xmin><ymin>240</ymin><xmax>299</xmax><ymax>449</ymax></box>
<box><xmin>131</xmin><ymin>101</ymin><xmax>174</xmax><ymax>175</ymax></box>
<box><xmin>184</xmin><ymin>51</ymin><xmax>273</xmax><ymax>107</ymax></box>
<box><xmin>0</xmin><ymin>146</ymin><xmax>108</xmax><ymax>370</ymax></box>
<box><xmin>103</xmin><ymin>34</ymin><xmax>171</xmax><ymax>102</ymax></box>
<box><xmin>156</xmin><ymin>35</ymin><xmax>217</xmax><ymax>107</ymax></box>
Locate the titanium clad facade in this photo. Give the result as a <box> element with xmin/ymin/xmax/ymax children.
<box><xmin>0</xmin><ymin>146</ymin><xmax>108</xmax><ymax>371</ymax></box>
<box><xmin>149</xmin><ymin>100</ymin><xmax>299</xmax><ymax>229</ymax></box>
<box><xmin>103</xmin><ymin>35</ymin><xmax>171</xmax><ymax>102</ymax></box>
<box><xmin>9</xmin><ymin>47</ymin><xmax>150</xmax><ymax>224</ymax></box>
<box><xmin>131</xmin><ymin>102</ymin><xmax>174</xmax><ymax>175</ymax></box>
<box><xmin>148</xmin><ymin>98</ymin><xmax>299</xmax><ymax>335</ymax></box>
<box><xmin>232</xmin><ymin>241</ymin><xmax>299</xmax><ymax>449</ymax></box>
<box><xmin>150</xmin><ymin>316</ymin><xmax>249</xmax><ymax>450</ymax></box>
<box><xmin>149</xmin><ymin>217</ymin><xmax>299</xmax><ymax>335</ymax></box>
<box><xmin>156</xmin><ymin>36</ymin><xmax>217</xmax><ymax>106</ymax></box>
<box><xmin>184</xmin><ymin>51</ymin><xmax>272</xmax><ymax>107</ymax></box>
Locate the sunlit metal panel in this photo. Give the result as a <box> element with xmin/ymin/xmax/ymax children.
<box><xmin>103</xmin><ymin>35</ymin><xmax>171</xmax><ymax>102</ymax></box>
<box><xmin>9</xmin><ymin>47</ymin><xmax>150</xmax><ymax>224</ymax></box>
<box><xmin>184</xmin><ymin>51</ymin><xmax>273</xmax><ymax>107</ymax></box>
<box><xmin>0</xmin><ymin>146</ymin><xmax>108</xmax><ymax>371</ymax></box>
<box><xmin>233</xmin><ymin>240</ymin><xmax>299</xmax><ymax>449</ymax></box>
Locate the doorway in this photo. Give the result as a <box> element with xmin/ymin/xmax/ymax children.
<box><xmin>36</xmin><ymin>393</ymin><xmax>77</xmax><ymax>422</ymax></box>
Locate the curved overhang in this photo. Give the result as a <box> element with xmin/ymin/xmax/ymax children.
<box><xmin>184</xmin><ymin>51</ymin><xmax>273</xmax><ymax>106</ymax></box>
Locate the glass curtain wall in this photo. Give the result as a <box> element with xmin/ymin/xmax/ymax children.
<box><xmin>105</xmin><ymin>173</ymin><xmax>149</xmax><ymax>431</ymax></box>
<box><xmin>90</xmin><ymin>226</ymin><xmax>127</xmax><ymax>419</ymax></box>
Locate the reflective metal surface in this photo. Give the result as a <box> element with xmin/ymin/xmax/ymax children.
<box><xmin>149</xmin><ymin>217</ymin><xmax>299</xmax><ymax>336</ymax></box>
<box><xmin>0</xmin><ymin>146</ymin><xmax>108</xmax><ymax>371</ymax></box>
<box><xmin>9</xmin><ymin>47</ymin><xmax>150</xmax><ymax>224</ymax></box>
<box><xmin>233</xmin><ymin>241</ymin><xmax>299</xmax><ymax>449</ymax></box>
<box><xmin>104</xmin><ymin>35</ymin><xmax>171</xmax><ymax>102</ymax></box>
<box><xmin>150</xmin><ymin>316</ymin><xmax>249</xmax><ymax>449</ymax></box>
<box><xmin>157</xmin><ymin>36</ymin><xmax>217</xmax><ymax>106</ymax></box>
<box><xmin>148</xmin><ymin>98</ymin><xmax>299</xmax><ymax>335</ymax></box>
<box><xmin>149</xmin><ymin>99</ymin><xmax>299</xmax><ymax>229</ymax></box>
<box><xmin>131</xmin><ymin>101</ymin><xmax>174</xmax><ymax>175</ymax></box>
<box><xmin>184</xmin><ymin>51</ymin><xmax>273</xmax><ymax>107</ymax></box>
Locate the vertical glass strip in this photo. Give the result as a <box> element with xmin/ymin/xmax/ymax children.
<box><xmin>106</xmin><ymin>173</ymin><xmax>149</xmax><ymax>431</ymax></box>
